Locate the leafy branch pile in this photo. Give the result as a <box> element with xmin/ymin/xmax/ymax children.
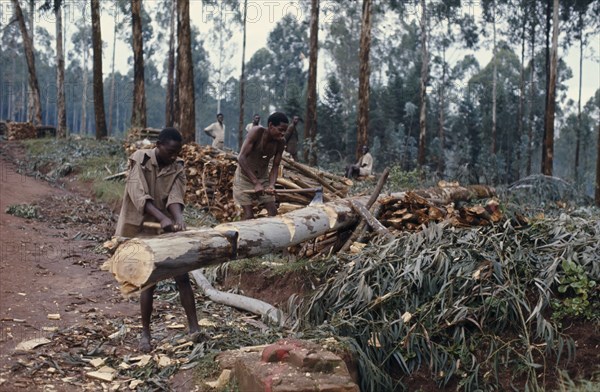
<box><xmin>298</xmin><ymin>208</ymin><xmax>600</xmax><ymax>391</ymax></box>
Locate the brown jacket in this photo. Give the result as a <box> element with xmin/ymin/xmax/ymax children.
<box><xmin>114</xmin><ymin>148</ymin><xmax>185</xmax><ymax>237</ymax></box>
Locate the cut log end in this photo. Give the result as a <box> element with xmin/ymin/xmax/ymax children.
<box><xmin>108</xmin><ymin>240</ymin><xmax>155</xmax><ymax>291</ymax></box>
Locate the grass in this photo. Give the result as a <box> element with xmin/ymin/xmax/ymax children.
<box><xmin>21</xmin><ymin>138</ymin><xmax>127</xmax><ymax>205</ymax></box>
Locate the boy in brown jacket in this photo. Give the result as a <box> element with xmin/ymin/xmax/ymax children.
<box><xmin>115</xmin><ymin>128</ymin><xmax>199</xmax><ymax>352</ymax></box>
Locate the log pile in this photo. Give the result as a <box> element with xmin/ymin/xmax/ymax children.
<box><xmin>6</xmin><ymin>122</ymin><xmax>36</xmax><ymax>140</ymax></box>
<box><xmin>123</xmin><ymin>128</ymin><xmax>161</xmax><ymax>155</ymax></box>
<box><xmin>378</xmin><ymin>189</ymin><xmax>502</xmax><ymax>233</ymax></box>
<box><xmin>181</xmin><ymin>144</ymin><xmax>239</xmax><ymax>221</ymax></box>
<box><xmin>179</xmin><ymin>146</ymin><xmax>352</xmax><ymax>222</ymax></box>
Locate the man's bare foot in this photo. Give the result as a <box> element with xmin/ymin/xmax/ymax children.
<box><xmin>139</xmin><ymin>335</ymin><xmax>152</xmax><ymax>353</ymax></box>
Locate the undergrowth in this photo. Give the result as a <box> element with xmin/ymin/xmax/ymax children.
<box><xmin>294</xmin><ymin>207</ymin><xmax>600</xmax><ymax>391</ymax></box>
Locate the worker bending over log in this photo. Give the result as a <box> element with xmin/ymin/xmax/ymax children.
<box><xmin>115</xmin><ymin>128</ymin><xmax>200</xmax><ymax>353</ymax></box>
<box><xmin>233</xmin><ymin>112</ymin><xmax>289</xmax><ymax>219</ymax></box>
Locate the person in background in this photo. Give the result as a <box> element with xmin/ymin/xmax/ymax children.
<box><xmin>204</xmin><ymin>113</ymin><xmax>225</xmax><ymax>149</ymax></box>
<box><xmin>244</xmin><ymin>113</ymin><xmax>261</xmax><ymax>139</ymax></box>
<box><xmin>284</xmin><ymin>115</ymin><xmax>301</xmax><ymax>161</ymax></box>
<box><xmin>114</xmin><ymin>128</ymin><xmax>200</xmax><ymax>353</ymax></box>
<box><xmin>233</xmin><ymin>112</ymin><xmax>289</xmax><ymax>220</ymax></box>
<box><xmin>345</xmin><ymin>145</ymin><xmax>373</xmax><ymax>179</ymax></box>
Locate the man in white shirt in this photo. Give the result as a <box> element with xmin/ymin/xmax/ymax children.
<box><xmin>204</xmin><ymin>113</ymin><xmax>225</xmax><ymax>149</ymax></box>
<box><xmin>345</xmin><ymin>145</ymin><xmax>373</xmax><ymax>179</ymax></box>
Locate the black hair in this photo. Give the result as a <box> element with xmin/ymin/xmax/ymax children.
<box><xmin>268</xmin><ymin>112</ymin><xmax>289</xmax><ymax>126</ymax></box>
<box><xmin>217</xmin><ymin>113</ymin><xmax>223</xmax><ymax>117</ymax></box>
<box><xmin>158</xmin><ymin>127</ymin><xmax>183</xmax><ymax>143</ymax></box>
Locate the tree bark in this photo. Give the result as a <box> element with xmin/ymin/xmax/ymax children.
<box><xmin>91</xmin><ymin>0</ymin><xmax>107</xmax><ymax>139</ymax></box>
<box><xmin>11</xmin><ymin>0</ymin><xmax>42</xmax><ymax>126</ymax></box>
<box><xmin>417</xmin><ymin>0</ymin><xmax>428</xmax><ymax>167</ymax></box>
<box><xmin>81</xmin><ymin>13</ymin><xmax>89</xmax><ymax>134</ymax></box>
<box><xmin>595</xmin><ymin>122</ymin><xmax>600</xmax><ymax>207</ymax></box>
<box><xmin>491</xmin><ymin>2</ymin><xmax>497</xmax><ymax>156</ymax></box>
<box><xmin>542</xmin><ymin>0</ymin><xmax>558</xmax><ymax>176</ymax></box>
<box><xmin>55</xmin><ymin>4</ymin><xmax>67</xmax><ymax>138</ymax></box>
<box><xmin>356</xmin><ymin>0</ymin><xmax>372</xmax><ymax>160</ymax></box>
<box><xmin>165</xmin><ymin>0</ymin><xmax>176</xmax><ymax>127</ymax></box>
<box><xmin>237</xmin><ymin>0</ymin><xmax>248</xmax><ymax>151</ymax></box>
<box><xmin>131</xmin><ymin>0</ymin><xmax>147</xmax><ymax>129</ymax></box>
<box><xmin>305</xmin><ymin>0</ymin><xmax>320</xmax><ymax>166</ymax></box>
<box><xmin>516</xmin><ymin>9</ymin><xmax>526</xmax><ymax>181</ymax></box>
<box><xmin>108</xmin><ymin>6</ymin><xmax>118</xmax><ymax>135</ymax></box>
<box><xmin>527</xmin><ymin>9</ymin><xmax>536</xmax><ymax>176</ymax></box>
<box><xmin>177</xmin><ymin>0</ymin><xmax>195</xmax><ymax>143</ymax></box>
<box><xmin>574</xmin><ymin>13</ymin><xmax>583</xmax><ymax>184</ymax></box>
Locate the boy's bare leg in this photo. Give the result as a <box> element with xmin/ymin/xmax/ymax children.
<box><xmin>140</xmin><ymin>284</ymin><xmax>156</xmax><ymax>352</ymax></box>
<box><xmin>174</xmin><ymin>274</ymin><xmax>199</xmax><ymax>335</ymax></box>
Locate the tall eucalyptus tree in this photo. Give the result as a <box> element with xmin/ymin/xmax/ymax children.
<box><xmin>11</xmin><ymin>0</ymin><xmax>42</xmax><ymax>125</ymax></box>
<box><xmin>305</xmin><ymin>0</ymin><xmax>320</xmax><ymax>165</ymax></box>
<box><xmin>356</xmin><ymin>0</ymin><xmax>372</xmax><ymax>160</ymax></box>
<box><xmin>176</xmin><ymin>0</ymin><xmax>195</xmax><ymax>143</ymax></box>
<box><xmin>131</xmin><ymin>0</ymin><xmax>146</xmax><ymax>128</ymax></box>
<box><xmin>90</xmin><ymin>0</ymin><xmax>107</xmax><ymax>139</ymax></box>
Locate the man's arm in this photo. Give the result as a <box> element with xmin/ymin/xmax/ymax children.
<box><xmin>204</xmin><ymin>123</ymin><xmax>215</xmax><ymax>138</ymax></box>
<box><xmin>268</xmin><ymin>140</ymin><xmax>286</xmax><ymax>189</ymax></box>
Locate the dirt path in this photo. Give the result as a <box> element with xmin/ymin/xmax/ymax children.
<box><xmin>0</xmin><ymin>149</ymin><xmax>135</xmax><ymax>390</ymax></box>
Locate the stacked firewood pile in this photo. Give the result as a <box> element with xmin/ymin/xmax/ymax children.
<box><xmin>123</xmin><ymin>128</ymin><xmax>160</xmax><ymax>155</ymax></box>
<box><xmin>6</xmin><ymin>122</ymin><xmax>36</xmax><ymax>140</ymax></box>
<box><xmin>181</xmin><ymin>144</ymin><xmax>239</xmax><ymax>221</ymax></box>
<box><xmin>297</xmin><ymin>182</ymin><xmax>502</xmax><ymax>260</ymax></box>
<box><xmin>378</xmin><ymin>190</ymin><xmax>502</xmax><ymax>232</ymax></box>
<box><xmin>179</xmin><ymin>146</ymin><xmax>352</xmax><ymax>222</ymax></box>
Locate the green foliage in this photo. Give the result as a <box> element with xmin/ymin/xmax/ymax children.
<box><xmin>295</xmin><ymin>208</ymin><xmax>600</xmax><ymax>391</ymax></box>
<box><xmin>386</xmin><ymin>165</ymin><xmax>425</xmax><ymax>191</ymax></box>
<box><xmin>551</xmin><ymin>259</ymin><xmax>598</xmax><ymax>321</ymax></box>
<box><xmin>5</xmin><ymin>204</ymin><xmax>40</xmax><ymax>219</ymax></box>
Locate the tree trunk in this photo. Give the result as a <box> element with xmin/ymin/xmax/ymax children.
<box><xmin>356</xmin><ymin>0</ymin><xmax>372</xmax><ymax>160</ymax></box>
<box><xmin>527</xmin><ymin>11</ymin><xmax>536</xmax><ymax>176</ymax></box>
<box><xmin>55</xmin><ymin>5</ymin><xmax>67</xmax><ymax>138</ymax></box>
<box><xmin>541</xmin><ymin>0</ymin><xmax>551</xmax><ymax>173</ymax></box>
<box><xmin>542</xmin><ymin>0</ymin><xmax>558</xmax><ymax>176</ymax></box>
<box><xmin>305</xmin><ymin>0</ymin><xmax>319</xmax><ymax>166</ymax></box>
<box><xmin>516</xmin><ymin>10</ymin><xmax>526</xmax><ymax>180</ymax></box>
<box><xmin>574</xmin><ymin>13</ymin><xmax>583</xmax><ymax>184</ymax></box>
<box><xmin>11</xmin><ymin>0</ymin><xmax>42</xmax><ymax>126</ymax></box>
<box><xmin>437</xmin><ymin>45</ymin><xmax>446</xmax><ymax>176</ymax></box>
<box><xmin>131</xmin><ymin>0</ymin><xmax>147</xmax><ymax>129</ymax></box>
<box><xmin>108</xmin><ymin>7</ymin><xmax>118</xmax><ymax>135</ymax></box>
<box><xmin>237</xmin><ymin>0</ymin><xmax>248</xmax><ymax>151</ymax></box>
<box><xmin>165</xmin><ymin>0</ymin><xmax>176</xmax><ymax>128</ymax></box>
<box><xmin>26</xmin><ymin>0</ymin><xmax>34</xmax><ymax>123</ymax></box>
<box><xmin>177</xmin><ymin>0</ymin><xmax>195</xmax><ymax>143</ymax></box>
<box><xmin>81</xmin><ymin>15</ymin><xmax>89</xmax><ymax>134</ymax></box>
<box><xmin>491</xmin><ymin>2</ymin><xmax>497</xmax><ymax>156</ymax></box>
<box><xmin>595</xmin><ymin>122</ymin><xmax>600</xmax><ymax>207</ymax></box>
<box><xmin>91</xmin><ymin>0</ymin><xmax>107</xmax><ymax>139</ymax></box>
<box><xmin>417</xmin><ymin>0</ymin><xmax>428</xmax><ymax>167</ymax></box>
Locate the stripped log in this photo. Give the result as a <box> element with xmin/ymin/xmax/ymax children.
<box><xmin>104</xmin><ymin>184</ymin><xmax>497</xmax><ymax>292</ymax></box>
<box><xmin>103</xmin><ymin>197</ymin><xmax>366</xmax><ymax>293</ymax></box>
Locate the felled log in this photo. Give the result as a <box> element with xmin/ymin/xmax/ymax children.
<box><xmin>103</xmin><ymin>197</ymin><xmax>367</xmax><ymax>293</ymax></box>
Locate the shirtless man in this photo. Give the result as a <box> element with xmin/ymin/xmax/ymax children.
<box><xmin>233</xmin><ymin>112</ymin><xmax>289</xmax><ymax>220</ymax></box>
